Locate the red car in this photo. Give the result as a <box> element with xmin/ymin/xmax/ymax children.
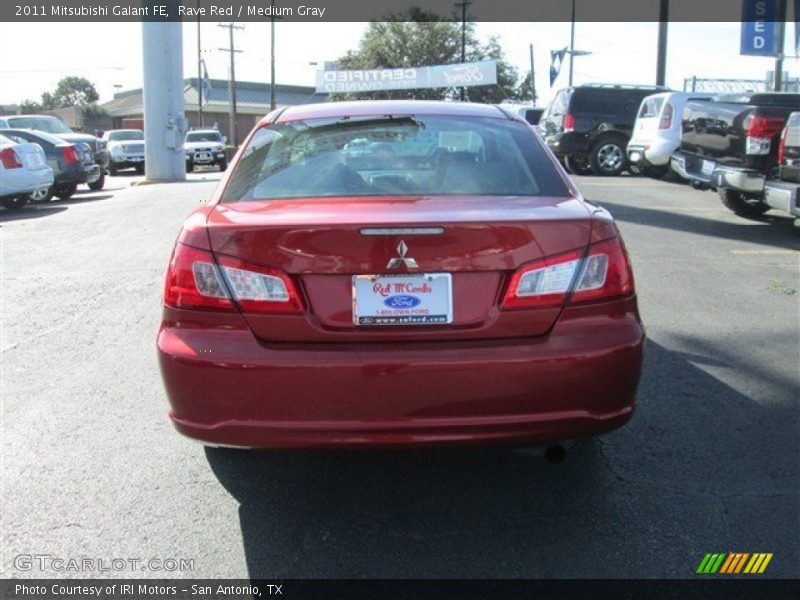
<box><xmin>158</xmin><ymin>100</ymin><xmax>645</xmax><ymax>449</ymax></box>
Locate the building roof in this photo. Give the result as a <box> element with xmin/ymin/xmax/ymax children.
<box><xmin>103</xmin><ymin>78</ymin><xmax>325</xmax><ymax>117</ymax></box>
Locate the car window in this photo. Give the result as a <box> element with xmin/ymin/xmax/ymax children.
<box><xmin>186</xmin><ymin>132</ymin><xmax>223</xmax><ymax>143</ymax></box>
<box><xmin>0</xmin><ymin>134</ymin><xmax>14</xmax><ymax>144</ymax></box>
<box><xmin>547</xmin><ymin>91</ymin><xmax>570</xmax><ymax>118</ymax></box>
<box><xmin>638</xmin><ymin>97</ymin><xmax>665</xmax><ymax>118</ymax></box>
<box><xmin>6</xmin><ymin>116</ymin><xmax>72</xmax><ymax>134</ymax></box>
<box><xmin>108</xmin><ymin>130</ymin><xmax>143</xmax><ymax>141</ymax></box>
<box><xmin>221</xmin><ymin>115</ymin><xmax>569</xmax><ymax>202</ymax></box>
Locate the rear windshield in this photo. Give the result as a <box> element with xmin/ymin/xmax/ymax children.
<box><xmin>221</xmin><ymin>115</ymin><xmax>569</xmax><ymax>201</ymax></box>
<box><xmin>186</xmin><ymin>131</ymin><xmax>222</xmax><ymax>142</ymax></box>
<box><xmin>638</xmin><ymin>97</ymin><xmax>665</xmax><ymax>118</ymax></box>
<box><xmin>6</xmin><ymin>116</ymin><xmax>72</xmax><ymax>134</ymax></box>
<box><xmin>108</xmin><ymin>130</ymin><xmax>143</xmax><ymax>141</ymax></box>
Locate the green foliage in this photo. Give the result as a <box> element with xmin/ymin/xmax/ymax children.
<box><xmin>51</xmin><ymin>76</ymin><xmax>100</xmax><ymax>107</ymax></box>
<box><xmin>331</xmin><ymin>9</ymin><xmax>522</xmax><ymax>103</ymax></box>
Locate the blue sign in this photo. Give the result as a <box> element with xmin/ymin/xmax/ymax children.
<box><xmin>740</xmin><ymin>0</ymin><xmax>781</xmax><ymax>56</ymax></box>
<box><xmin>384</xmin><ymin>295</ymin><xmax>421</xmax><ymax>309</ymax></box>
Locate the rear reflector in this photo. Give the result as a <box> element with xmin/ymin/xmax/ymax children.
<box><xmin>0</xmin><ymin>147</ymin><xmax>23</xmax><ymax>169</ymax></box>
<box><xmin>502</xmin><ymin>236</ymin><xmax>634</xmax><ymax>310</ymax></box>
<box><xmin>163</xmin><ymin>242</ymin><xmax>302</xmax><ymax>314</ymax></box>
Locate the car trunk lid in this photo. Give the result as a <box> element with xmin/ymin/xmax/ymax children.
<box><xmin>206</xmin><ymin>195</ymin><xmax>593</xmax><ymax>342</ymax></box>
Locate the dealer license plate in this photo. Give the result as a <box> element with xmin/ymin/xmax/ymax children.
<box><xmin>353</xmin><ymin>273</ymin><xmax>453</xmax><ymax>326</ymax></box>
<box><xmin>701</xmin><ymin>159</ymin><xmax>715</xmax><ymax>176</ymax></box>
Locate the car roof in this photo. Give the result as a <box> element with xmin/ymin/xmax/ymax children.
<box><xmin>267</xmin><ymin>100</ymin><xmax>508</xmax><ymax>125</ymax></box>
<box><xmin>2</xmin><ymin>128</ymin><xmax>68</xmax><ymax>145</ymax></box>
<box><xmin>187</xmin><ymin>129</ymin><xmax>222</xmax><ymax>134</ymax></box>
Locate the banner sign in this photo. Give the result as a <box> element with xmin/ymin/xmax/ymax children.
<box><xmin>740</xmin><ymin>0</ymin><xmax>781</xmax><ymax>56</ymax></box>
<box><xmin>315</xmin><ymin>60</ymin><xmax>498</xmax><ymax>93</ymax></box>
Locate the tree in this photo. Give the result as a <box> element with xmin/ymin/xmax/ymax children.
<box><xmin>19</xmin><ymin>99</ymin><xmax>43</xmax><ymax>114</ymax></box>
<box><xmin>331</xmin><ymin>9</ymin><xmax>520</xmax><ymax>102</ymax></box>
<box><xmin>51</xmin><ymin>76</ymin><xmax>100</xmax><ymax>108</ymax></box>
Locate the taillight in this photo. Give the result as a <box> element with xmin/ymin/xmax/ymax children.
<box><xmin>659</xmin><ymin>103</ymin><xmax>673</xmax><ymax>129</ymax></box>
<box><xmin>163</xmin><ymin>242</ymin><xmax>302</xmax><ymax>314</ymax></box>
<box><xmin>745</xmin><ymin>115</ymin><xmax>785</xmax><ymax>156</ymax></box>
<box><xmin>0</xmin><ymin>147</ymin><xmax>23</xmax><ymax>169</ymax></box>
<box><xmin>777</xmin><ymin>124</ymin><xmax>788</xmax><ymax>165</ymax></box>
<box><xmin>501</xmin><ymin>236</ymin><xmax>634</xmax><ymax>310</ymax></box>
<box><xmin>563</xmin><ymin>113</ymin><xmax>575</xmax><ymax>132</ymax></box>
<box><xmin>62</xmin><ymin>146</ymin><xmax>79</xmax><ymax>164</ymax></box>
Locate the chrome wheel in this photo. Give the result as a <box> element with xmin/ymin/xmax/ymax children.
<box><xmin>30</xmin><ymin>187</ymin><xmax>50</xmax><ymax>201</ymax></box>
<box><xmin>597</xmin><ymin>143</ymin><xmax>624</xmax><ymax>172</ymax></box>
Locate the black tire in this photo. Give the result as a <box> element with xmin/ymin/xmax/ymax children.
<box><xmin>135</xmin><ymin>164</ymin><xmax>145</xmax><ymax>175</ymax></box>
<box><xmin>28</xmin><ymin>186</ymin><xmax>54</xmax><ymax>203</ymax></box>
<box><xmin>54</xmin><ymin>183</ymin><xmax>78</xmax><ymax>200</ymax></box>
<box><xmin>1</xmin><ymin>196</ymin><xmax>29</xmax><ymax>209</ymax></box>
<box><xmin>218</xmin><ymin>160</ymin><xmax>227</xmax><ymax>172</ymax></box>
<box><xmin>88</xmin><ymin>172</ymin><xmax>105</xmax><ymax>191</ymax></box>
<box><xmin>109</xmin><ymin>164</ymin><xmax>118</xmax><ymax>176</ymax></box>
<box><xmin>719</xmin><ymin>188</ymin><xmax>769</xmax><ymax>218</ymax></box>
<box><xmin>589</xmin><ymin>137</ymin><xmax>628</xmax><ymax>176</ymax></box>
<box><xmin>563</xmin><ymin>154</ymin><xmax>592</xmax><ymax>176</ymax></box>
<box><xmin>186</xmin><ymin>161</ymin><xmax>194</xmax><ymax>174</ymax></box>
<box><xmin>642</xmin><ymin>164</ymin><xmax>669</xmax><ymax>179</ymax></box>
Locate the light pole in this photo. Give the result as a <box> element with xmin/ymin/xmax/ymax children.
<box><xmin>218</xmin><ymin>23</ymin><xmax>244</xmax><ymax>146</ymax></box>
<box><xmin>454</xmin><ymin>0</ymin><xmax>472</xmax><ymax>101</ymax></box>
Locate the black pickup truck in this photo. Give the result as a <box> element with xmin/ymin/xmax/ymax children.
<box><xmin>671</xmin><ymin>92</ymin><xmax>800</xmax><ymax>216</ymax></box>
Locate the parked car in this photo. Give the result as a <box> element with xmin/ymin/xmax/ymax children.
<box><xmin>184</xmin><ymin>129</ymin><xmax>226</xmax><ymax>172</ymax></box>
<box><xmin>0</xmin><ymin>114</ymin><xmax>109</xmax><ymax>191</ymax></box>
<box><xmin>538</xmin><ymin>83</ymin><xmax>668</xmax><ymax>176</ymax></box>
<box><xmin>501</xmin><ymin>103</ymin><xmax>545</xmax><ymax>125</ymax></box>
<box><xmin>0</xmin><ymin>133</ymin><xmax>53</xmax><ymax>208</ymax></box>
<box><xmin>2</xmin><ymin>129</ymin><xmax>101</xmax><ymax>201</ymax></box>
<box><xmin>627</xmin><ymin>91</ymin><xmax>714</xmax><ymax>178</ymax></box>
<box><xmin>761</xmin><ymin>112</ymin><xmax>800</xmax><ymax>223</ymax></box>
<box><xmin>103</xmin><ymin>129</ymin><xmax>145</xmax><ymax>175</ymax></box>
<box><xmin>158</xmin><ymin>100</ymin><xmax>645</xmax><ymax>450</ymax></box>
<box><xmin>671</xmin><ymin>92</ymin><xmax>800</xmax><ymax>216</ymax></box>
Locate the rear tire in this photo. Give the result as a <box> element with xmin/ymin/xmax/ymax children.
<box><xmin>186</xmin><ymin>161</ymin><xmax>194</xmax><ymax>174</ymax></box>
<box><xmin>719</xmin><ymin>188</ymin><xmax>769</xmax><ymax>218</ymax></box>
<box><xmin>589</xmin><ymin>137</ymin><xmax>628</xmax><ymax>176</ymax></box>
<box><xmin>109</xmin><ymin>164</ymin><xmax>118</xmax><ymax>176</ymax></box>
<box><xmin>54</xmin><ymin>183</ymin><xmax>77</xmax><ymax>200</ymax></box>
<box><xmin>563</xmin><ymin>154</ymin><xmax>592</xmax><ymax>176</ymax></box>
<box><xmin>135</xmin><ymin>165</ymin><xmax>145</xmax><ymax>175</ymax></box>
<box><xmin>88</xmin><ymin>172</ymin><xmax>105</xmax><ymax>191</ymax></box>
<box><xmin>28</xmin><ymin>186</ymin><xmax>54</xmax><ymax>203</ymax></box>
<box><xmin>218</xmin><ymin>159</ymin><xmax>227</xmax><ymax>172</ymax></box>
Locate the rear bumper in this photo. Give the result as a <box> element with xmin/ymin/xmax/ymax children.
<box><xmin>0</xmin><ymin>167</ymin><xmax>53</xmax><ymax>198</ymax></box>
<box><xmin>671</xmin><ymin>152</ymin><xmax>766</xmax><ymax>194</ymax></box>
<box><xmin>544</xmin><ymin>132</ymin><xmax>591</xmax><ymax>157</ymax></box>
<box><xmin>158</xmin><ymin>297</ymin><xmax>645</xmax><ymax>449</ymax></box>
<box><xmin>628</xmin><ymin>140</ymin><xmax>675</xmax><ymax>167</ymax></box>
<box><xmin>763</xmin><ymin>180</ymin><xmax>800</xmax><ymax>217</ymax></box>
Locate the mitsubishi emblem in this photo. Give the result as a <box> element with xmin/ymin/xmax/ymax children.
<box><xmin>386</xmin><ymin>240</ymin><xmax>418</xmax><ymax>270</ymax></box>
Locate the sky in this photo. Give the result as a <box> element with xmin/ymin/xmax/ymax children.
<box><xmin>0</xmin><ymin>21</ymin><xmax>797</xmax><ymax>108</ymax></box>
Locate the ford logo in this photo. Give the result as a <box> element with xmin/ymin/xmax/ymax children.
<box><xmin>384</xmin><ymin>295</ymin><xmax>421</xmax><ymax>309</ymax></box>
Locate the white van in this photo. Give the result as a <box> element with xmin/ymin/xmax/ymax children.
<box><xmin>627</xmin><ymin>91</ymin><xmax>714</xmax><ymax>177</ymax></box>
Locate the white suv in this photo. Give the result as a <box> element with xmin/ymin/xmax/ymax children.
<box><xmin>627</xmin><ymin>91</ymin><xmax>714</xmax><ymax>178</ymax></box>
<box><xmin>184</xmin><ymin>129</ymin><xmax>227</xmax><ymax>173</ymax></box>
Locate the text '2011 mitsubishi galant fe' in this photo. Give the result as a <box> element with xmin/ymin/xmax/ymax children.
<box><xmin>158</xmin><ymin>100</ymin><xmax>645</xmax><ymax>449</ymax></box>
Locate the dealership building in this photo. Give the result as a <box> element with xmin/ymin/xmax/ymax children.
<box><xmin>102</xmin><ymin>78</ymin><xmax>326</xmax><ymax>145</ymax></box>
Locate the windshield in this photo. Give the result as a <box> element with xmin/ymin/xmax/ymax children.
<box><xmin>221</xmin><ymin>115</ymin><xmax>569</xmax><ymax>202</ymax></box>
<box><xmin>108</xmin><ymin>130</ymin><xmax>143</xmax><ymax>141</ymax></box>
<box><xmin>7</xmin><ymin>116</ymin><xmax>73</xmax><ymax>134</ymax></box>
<box><xmin>186</xmin><ymin>132</ymin><xmax>222</xmax><ymax>143</ymax></box>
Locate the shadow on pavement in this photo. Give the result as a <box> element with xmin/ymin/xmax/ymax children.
<box><xmin>597</xmin><ymin>200</ymin><xmax>798</xmax><ymax>250</ymax></box>
<box><xmin>0</xmin><ymin>205</ymin><xmax>68</xmax><ymax>222</ymax></box>
<box><xmin>205</xmin><ymin>341</ymin><xmax>798</xmax><ymax>578</ymax></box>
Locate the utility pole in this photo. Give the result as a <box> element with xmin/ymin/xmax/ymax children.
<box><xmin>655</xmin><ymin>0</ymin><xmax>669</xmax><ymax>87</ymax></box>
<box><xmin>454</xmin><ymin>0</ymin><xmax>472</xmax><ymax>101</ymax></box>
<box><xmin>568</xmin><ymin>0</ymin><xmax>576</xmax><ymax>86</ymax></box>
<box><xmin>218</xmin><ymin>23</ymin><xmax>244</xmax><ymax>146</ymax></box>
<box><xmin>529</xmin><ymin>44</ymin><xmax>537</xmax><ymax>104</ymax></box>
<box><xmin>774</xmin><ymin>0</ymin><xmax>787</xmax><ymax>91</ymax></box>
<box><xmin>270</xmin><ymin>0</ymin><xmax>277</xmax><ymax>110</ymax></box>
<box><xmin>196</xmin><ymin>0</ymin><xmax>203</xmax><ymax>127</ymax></box>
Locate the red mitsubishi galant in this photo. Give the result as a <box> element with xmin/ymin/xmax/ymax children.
<box><xmin>158</xmin><ymin>100</ymin><xmax>644</xmax><ymax>449</ymax></box>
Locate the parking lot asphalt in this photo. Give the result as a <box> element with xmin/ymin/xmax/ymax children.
<box><xmin>2</xmin><ymin>172</ymin><xmax>798</xmax><ymax>579</ymax></box>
